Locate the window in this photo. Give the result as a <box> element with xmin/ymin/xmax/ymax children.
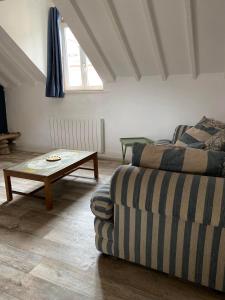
<box><xmin>61</xmin><ymin>25</ymin><xmax>103</xmax><ymax>91</ymax></box>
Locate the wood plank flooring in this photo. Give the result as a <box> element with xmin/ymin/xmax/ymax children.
<box><xmin>0</xmin><ymin>151</ymin><xmax>224</xmax><ymax>300</ymax></box>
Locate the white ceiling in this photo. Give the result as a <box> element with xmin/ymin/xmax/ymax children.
<box><xmin>0</xmin><ymin>25</ymin><xmax>45</xmax><ymax>88</ymax></box>
<box><xmin>54</xmin><ymin>0</ymin><xmax>225</xmax><ymax>82</ymax></box>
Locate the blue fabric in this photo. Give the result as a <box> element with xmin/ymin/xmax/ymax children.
<box><xmin>46</xmin><ymin>7</ymin><xmax>64</xmax><ymax>98</ymax></box>
<box><xmin>0</xmin><ymin>85</ymin><xmax>8</xmax><ymax>133</ymax></box>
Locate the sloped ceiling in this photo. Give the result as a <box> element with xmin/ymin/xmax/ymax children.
<box><xmin>54</xmin><ymin>0</ymin><xmax>225</xmax><ymax>82</ymax></box>
<box><xmin>0</xmin><ymin>25</ymin><xmax>45</xmax><ymax>88</ymax></box>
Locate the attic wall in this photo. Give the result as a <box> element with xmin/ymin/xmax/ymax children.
<box><xmin>0</xmin><ymin>0</ymin><xmax>51</xmax><ymax>75</ymax></box>
<box><xmin>5</xmin><ymin>74</ymin><xmax>225</xmax><ymax>159</ymax></box>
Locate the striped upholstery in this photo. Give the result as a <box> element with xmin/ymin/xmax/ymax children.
<box><xmin>172</xmin><ymin>125</ymin><xmax>192</xmax><ymax>144</ymax></box>
<box><xmin>175</xmin><ymin>124</ymin><xmax>221</xmax><ymax>147</ymax></box>
<box><xmin>90</xmin><ymin>184</ymin><xmax>113</xmax><ymax>220</ymax></box>
<box><xmin>94</xmin><ymin>218</ymin><xmax>114</xmax><ymax>255</ymax></box>
<box><xmin>91</xmin><ymin>162</ymin><xmax>225</xmax><ymax>291</ymax></box>
<box><xmin>132</xmin><ymin>143</ymin><xmax>225</xmax><ymax>178</ymax></box>
<box><xmin>114</xmin><ymin>205</ymin><xmax>225</xmax><ymax>291</ymax></box>
<box><xmin>111</xmin><ymin>165</ymin><xmax>225</xmax><ymax>227</ymax></box>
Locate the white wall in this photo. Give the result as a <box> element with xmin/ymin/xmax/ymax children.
<box><xmin>5</xmin><ymin>73</ymin><xmax>225</xmax><ymax>159</ymax></box>
<box><xmin>0</xmin><ymin>0</ymin><xmax>51</xmax><ymax>75</ymax></box>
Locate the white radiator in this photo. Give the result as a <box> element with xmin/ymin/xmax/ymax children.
<box><xmin>49</xmin><ymin>117</ymin><xmax>105</xmax><ymax>153</ymax></box>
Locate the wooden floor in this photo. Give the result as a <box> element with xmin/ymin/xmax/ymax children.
<box><xmin>0</xmin><ymin>151</ymin><xmax>224</xmax><ymax>300</ymax></box>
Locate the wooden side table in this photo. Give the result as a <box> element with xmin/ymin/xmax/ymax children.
<box><xmin>120</xmin><ymin>137</ymin><xmax>154</xmax><ymax>163</ymax></box>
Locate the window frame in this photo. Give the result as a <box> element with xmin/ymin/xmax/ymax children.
<box><xmin>61</xmin><ymin>23</ymin><xmax>104</xmax><ymax>92</ymax></box>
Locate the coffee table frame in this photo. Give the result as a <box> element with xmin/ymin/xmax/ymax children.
<box><xmin>3</xmin><ymin>152</ymin><xmax>98</xmax><ymax>210</ymax></box>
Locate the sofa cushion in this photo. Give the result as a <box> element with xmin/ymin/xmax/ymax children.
<box><xmin>175</xmin><ymin>122</ymin><xmax>221</xmax><ymax>147</ymax></box>
<box><xmin>90</xmin><ymin>184</ymin><xmax>113</xmax><ymax>220</ymax></box>
<box><xmin>171</xmin><ymin>125</ymin><xmax>192</xmax><ymax>144</ymax></box>
<box><xmin>132</xmin><ymin>143</ymin><xmax>225</xmax><ymax>177</ymax></box>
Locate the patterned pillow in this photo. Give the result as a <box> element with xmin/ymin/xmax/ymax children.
<box><xmin>205</xmin><ymin>129</ymin><xmax>225</xmax><ymax>151</ymax></box>
<box><xmin>198</xmin><ymin>116</ymin><xmax>225</xmax><ymax>129</ymax></box>
<box><xmin>171</xmin><ymin>125</ymin><xmax>192</xmax><ymax>144</ymax></box>
<box><xmin>175</xmin><ymin>123</ymin><xmax>221</xmax><ymax>147</ymax></box>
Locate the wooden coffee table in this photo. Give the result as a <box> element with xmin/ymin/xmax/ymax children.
<box><xmin>3</xmin><ymin>149</ymin><xmax>98</xmax><ymax>210</ymax></box>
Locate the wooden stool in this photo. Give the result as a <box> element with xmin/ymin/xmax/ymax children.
<box><xmin>0</xmin><ymin>132</ymin><xmax>21</xmax><ymax>154</ymax></box>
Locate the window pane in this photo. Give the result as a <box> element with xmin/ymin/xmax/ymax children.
<box><xmin>64</xmin><ymin>26</ymin><xmax>103</xmax><ymax>89</ymax></box>
<box><xmin>64</xmin><ymin>27</ymin><xmax>82</xmax><ymax>87</ymax></box>
<box><xmin>86</xmin><ymin>56</ymin><xmax>103</xmax><ymax>87</ymax></box>
<box><xmin>68</xmin><ymin>67</ymin><xmax>82</xmax><ymax>87</ymax></box>
<box><xmin>87</xmin><ymin>65</ymin><xmax>103</xmax><ymax>87</ymax></box>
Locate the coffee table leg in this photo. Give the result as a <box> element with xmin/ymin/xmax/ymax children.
<box><xmin>4</xmin><ymin>171</ymin><xmax>13</xmax><ymax>202</ymax></box>
<box><xmin>93</xmin><ymin>153</ymin><xmax>99</xmax><ymax>180</ymax></box>
<box><xmin>44</xmin><ymin>180</ymin><xmax>53</xmax><ymax>210</ymax></box>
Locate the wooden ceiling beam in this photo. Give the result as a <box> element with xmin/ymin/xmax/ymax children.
<box><xmin>141</xmin><ymin>0</ymin><xmax>167</xmax><ymax>80</ymax></box>
<box><xmin>0</xmin><ymin>26</ymin><xmax>45</xmax><ymax>85</ymax></box>
<box><xmin>184</xmin><ymin>0</ymin><xmax>198</xmax><ymax>79</ymax></box>
<box><xmin>103</xmin><ymin>0</ymin><xmax>141</xmax><ymax>81</ymax></box>
<box><xmin>0</xmin><ymin>62</ymin><xmax>21</xmax><ymax>86</ymax></box>
<box><xmin>0</xmin><ymin>74</ymin><xmax>8</xmax><ymax>88</ymax></box>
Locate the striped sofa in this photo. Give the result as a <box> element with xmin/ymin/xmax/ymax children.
<box><xmin>156</xmin><ymin>124</ymin><xmax>192</xmax><ymax>145</ymax></box>
<box><xmin>91</xmin><ymin>147</ymin><xmax>225</xmax><ymax>292</ymax></box>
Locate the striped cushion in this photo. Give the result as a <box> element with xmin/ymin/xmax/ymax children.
<box><xmin>111</xmin><ymin>165</ymin><xmax>225</xmax><ymax>227</ymax></box>
<box><xmin>132</xmin><ymin>143</ymin><xmax>225</xmax><ymax>177</ymax></box>
<box><xmin>90</xmin><ymin>184</ymin><xmax>113</xmax><ymax>220</ymax></box>
<box><xmin>172</xmin><ymin>125</ymin><xmax>192</xmax><ymax>144</ymax></box>
<box><xmin>175</xmin><ymin>124</ymin><xmax>221</xmax><ymax>147</ymax></box>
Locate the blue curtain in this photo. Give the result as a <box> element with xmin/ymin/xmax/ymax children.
<box><xmin>46</xmin><ymin>7</ymin><xmax>64</xmax><ymax>98</ymax></box>
<box><xmin>0</xmin><ymin>85</ymin><xmax>8</xmax><ymax>134</ymax></box>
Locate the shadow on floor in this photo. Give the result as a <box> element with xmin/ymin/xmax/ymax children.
<box><xmin>96</xmin><ymin>253</ymin><xmax>224</xmax><ymax>300</ymax></box>
<box><xmin>0</xmin><ymin>176</ymin><xmax>99</xmax><ymax>237</ymax></box>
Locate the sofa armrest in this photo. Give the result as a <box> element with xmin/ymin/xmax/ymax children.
<box><xmin>110</xmin><ymin>165</ymin><xmax>225</xmax><ymax>227</ymax></box>
<box><xmin>90</xmin><ymin>183</ymin><xmax>113</xmax><ymax>220</ymax></box>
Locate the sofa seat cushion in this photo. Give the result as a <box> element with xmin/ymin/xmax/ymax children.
<box><xmin>91</xmin><ymin>184</ymin><xmax>113</xmax><ymax>220</ymax></box>
<box><xmin>132</xmin><ymin>143</ymin><xmax>225</xmax><ymax>177</ymax></box>
<box><xmin>111</xmin><ymin>165</ymin><xmax>225</xmax><ymax>227</ymax></box>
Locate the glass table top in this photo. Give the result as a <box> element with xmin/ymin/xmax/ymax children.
<box><xmin>6</xmin><ymin>149</ymin><xmax>95</xmax><ymax>176</ymax></box>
